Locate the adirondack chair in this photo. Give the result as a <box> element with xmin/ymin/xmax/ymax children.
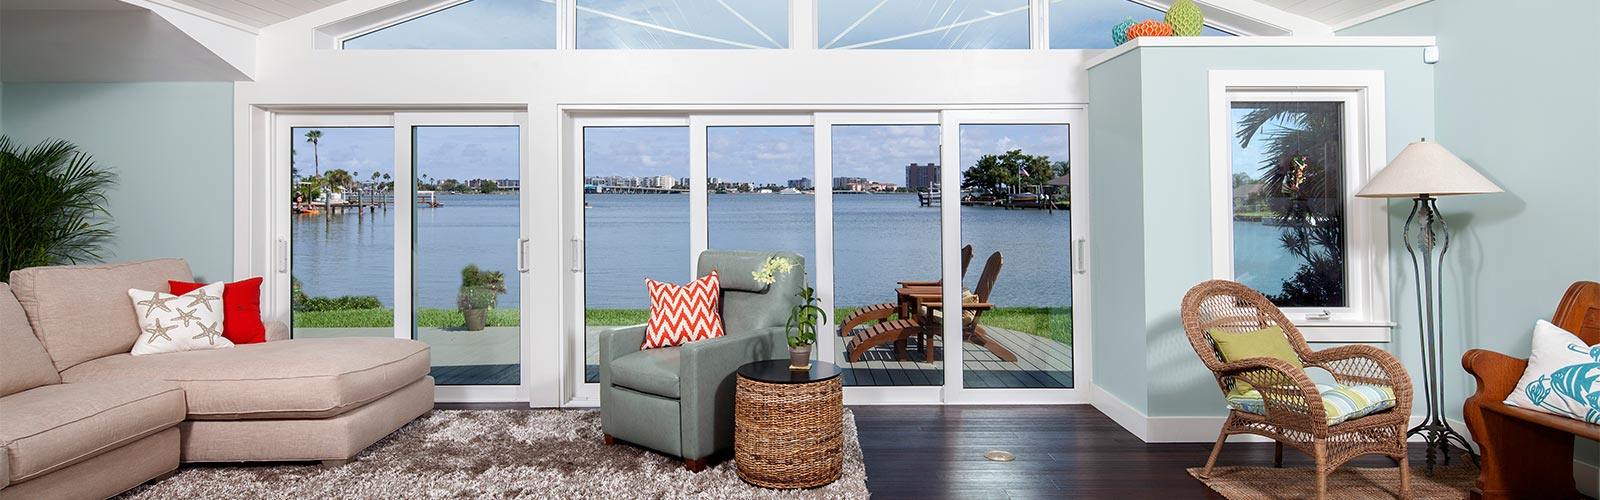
<box><xmin>836</xmin><ymin>245</ymin><xmax>973</xmax><ymax>338</ymax></box>
<box><xmin>842</xmin><ymin>251</ymin><xmax>1017</xmax><ymax>364</ymax></box>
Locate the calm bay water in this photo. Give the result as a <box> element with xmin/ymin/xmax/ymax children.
<box><xmin>293</xmin><ymin>193</ymin><xmax>1298</xmax><ymax>310</ymax></box>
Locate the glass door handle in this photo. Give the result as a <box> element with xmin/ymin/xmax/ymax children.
<box><xmin>1074</xmin><ymin>238</ymin><xmax>1087</xmax><ymax>275</ymax></box>
<box><xmin>516</xmin><ymin>238</ymin><xmax>528</xmax><ymax>273</ymax></box>
<box><xmin>571</xmin><ymin>238</ymin><xmax>584</xmax><ymax>273</ymax></box>
<box><xmin>277</xmin><ymin>238</ymin><xmax>288</xmax><ymax>273</ymax></box>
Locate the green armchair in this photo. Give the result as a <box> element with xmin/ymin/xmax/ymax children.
<box><xmin>599</xmin><ymin>250</ymin><xmax>803</xmax><ymax>471</ymax></box>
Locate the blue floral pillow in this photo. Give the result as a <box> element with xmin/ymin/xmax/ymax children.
<box><xmin>1503</xmin><ymin>320</ymin><xmax>1600</xmax><ymax>424</ymax></box>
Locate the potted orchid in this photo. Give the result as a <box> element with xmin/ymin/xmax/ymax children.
<box><xmin>753</xmin><ymin>256</ymin><xmax>827</xmax><ymax>369</ymax></box>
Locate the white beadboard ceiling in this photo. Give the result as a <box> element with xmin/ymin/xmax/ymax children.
<box><xmin>31</xmin><ymin>0</ymin><xmax>1427</xmax><ymax>34</ymax></box>
<box><xmin>1253</xmin><ymin>0</ymin><xmax>1419</xmax><ymax>27</ymax></box>
<box><xmin>157</xmin><ymin>0</ymin><xmax>344</xmax><ymax>29</ymax></box>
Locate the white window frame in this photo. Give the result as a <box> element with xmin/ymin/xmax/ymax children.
<box><xmin>1207</xmin><ymin>70</ymin><xmax>1392</xmax><ymax>343</ymax></box>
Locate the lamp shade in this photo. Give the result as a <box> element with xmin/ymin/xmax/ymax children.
<box><xmin>1356</xmin><ymin>141</ymin><xmax>1502</xmax><ymax>198</ymax></box>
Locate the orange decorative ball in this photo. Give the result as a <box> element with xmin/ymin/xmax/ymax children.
<box><xmin>1126</xmin><ymin>19</ymin><xmax>1174</xmax><ymax>39</ymax></box>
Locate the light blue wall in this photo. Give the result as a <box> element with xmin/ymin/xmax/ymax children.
<box><xmin>1088</xmin><ymin>51</ymin><xmax>1150</xmax><ymax>413</ymax></box>
<box><xmin>1086</xmin><ymin>45</ymin><xmax>1435</xmax><ymax>415</ymax></box>
<box><xmin>1</xmin><ymin>83</ymin><xmax>235</xmax><ymax>282</ymax></box>
<box><xmin>1341</xmin><ymin>0</ymin><xmax>1600</xmax><ymax>470</ymax></box>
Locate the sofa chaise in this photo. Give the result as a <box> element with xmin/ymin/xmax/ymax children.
<box><xmin>0</xmin><ymin>259</ymin><xmax>435</xmax><ymax>499</ymax></box>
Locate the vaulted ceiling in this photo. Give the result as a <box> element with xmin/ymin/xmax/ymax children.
<box><xmin>1253</xmin><ymin>0</ymin><xmax>1417</xmax><ymax>27</ymax></box>
<box><xmin>157</xmin><ymin>0</ymin><xmax>345</xmax><ymax>29</ymax></box>
<box><xmin>133</xmin><ymin>0</ymin><xmax>1428</xmax><ymax>32</ymax></box>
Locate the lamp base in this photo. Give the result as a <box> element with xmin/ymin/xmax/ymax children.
<box><xmin>1407</xmin><ymin>415</ymin><xmax>1478</xmax><ymax>475</ymax></box>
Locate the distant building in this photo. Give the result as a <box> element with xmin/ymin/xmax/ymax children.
<box><xmin>495</xmin><ymin>179</ymin><xmax>520</xmax><ymax>190</ymax></box>
<box><xmin>787</xmin><ymin>177</ymin><xmax>813</xmax><ymax>190</ymax></box>
<box><xmin>905</xmin><ymin>163</ymin><xmax>940</xmax><ymax>190</ymax></box>
<box><xmin>833</xmin><ymin>176</ymin><xmax>867</xmax><ymax>190</ymax></box>
<box><xmin>651</xmin><ymin>175</ymin><xmax>676</xmax><ymax>188</ymax></box>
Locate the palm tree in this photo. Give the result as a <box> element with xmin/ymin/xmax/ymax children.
<box><xmin>303</xmin><ymin>130</ymin><xmax>323</xmax><ymax>177</ymax></box>
<box><xmin>1233</xmin><ymin>102</ymin><xmax>1345</xmax><ymax>307</ymax></box>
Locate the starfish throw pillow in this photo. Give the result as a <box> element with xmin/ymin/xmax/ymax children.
<box><xmin>128</xmin><ymin>282</ymin><xmax>233</xmax><ymax>355</ymax></box>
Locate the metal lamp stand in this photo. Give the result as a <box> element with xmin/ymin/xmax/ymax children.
<box><xmin>1401</xmin><ymin>194</ymin><xmax>1480</xmax><ymax>475</ymax></box>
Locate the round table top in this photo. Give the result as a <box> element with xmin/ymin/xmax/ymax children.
<box><xmin>737</xmin><ymin>359</ymin><xmax>842</xmax><ymax>384</ymax></box>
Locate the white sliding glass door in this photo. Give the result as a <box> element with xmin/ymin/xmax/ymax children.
<box><xmin>277</xmin><ymin>112</ymin><xmax>530</xmax><ymax>404</ymax></box>
<box><xmin>940</xmin><ymin>109</ymin><xmax>1089</xmax><ymax>404</ymax></box>
<box><xmin>562</xmin><ymin>109</ymin><xmax>1088</xmax><ymax>406</ymax></box>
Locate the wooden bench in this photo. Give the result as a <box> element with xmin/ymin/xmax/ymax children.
<box><xmin>1462</xmin><ymin>281</ymin><xmax>1600</xmax><ymax>500</ymax></box>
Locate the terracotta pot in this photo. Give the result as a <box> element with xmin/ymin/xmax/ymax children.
<box><xmin>788</xmin><ymin>345</ymin><xmax>813</xmax><ymax>369</ymax></box>
<box><xmin>463</xmin><ymin>308</ymin><xmax>488</xmax><ymax>331</ymax></box>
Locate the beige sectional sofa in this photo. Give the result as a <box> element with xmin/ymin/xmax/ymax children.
<box><xmin>0</xmin><ymin>259</ymin><xmax>435</xmax><ymax>499</ymax></box>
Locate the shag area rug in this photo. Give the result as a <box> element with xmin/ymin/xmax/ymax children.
<box><xmin>1188</xmin><ymin>464</ymin><xmax>1476</xmax><ymax>499</ymax></box>
<box><xmin>121</xmin><ymin>409</ymin><xmax>869</xmax><ymax>499</ymax></box>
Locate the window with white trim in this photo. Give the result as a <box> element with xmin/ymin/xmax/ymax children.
<box><xmin>1209</xmin><ymin>72</ymin><xmax>1390</xmax><ymax>339</ymax></box>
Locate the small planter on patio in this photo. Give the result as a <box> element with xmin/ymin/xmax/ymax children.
<box><xmin>457</xmin><ymin>264</ymin><xmax>506</xmax><ymax>332</ymax></box>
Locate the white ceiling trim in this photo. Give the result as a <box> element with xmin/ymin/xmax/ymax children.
<box><xmin>1135</xmin><ymin>0</ymin><xmax>1335</xmax><ymax>36</ymax></box>
<box><xmin>130</xmin><ymin>0</ymin><xmax>262</xmax><ymax>33</ymax></box>
<box><xmin>1330</xmin><ymin>0</ymin><xmax>1434</xmax><ymax>32</ymax></box>
<box><xmin>126</xmin><ymin>0</ymin><xmax>258</xmax><ymax>79</ymax></box>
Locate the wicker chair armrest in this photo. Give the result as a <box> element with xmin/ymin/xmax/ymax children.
<box><xmin>1216</xmin><ymin>357</ymin><xmax>1329</xmax><ymax>425</ymax></box>
<box><xmin>1304</xmin><ymin>345</ymin><xmax>1412</xmax><ymax>386</ymax></box>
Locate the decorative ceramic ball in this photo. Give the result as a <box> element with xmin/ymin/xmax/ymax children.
<box><xmin>1126</xmin><ymin>19</ymin><xmax>1174</xmax><ymax>40</ymax></box>
<box><xmin>1165</xmin><ymin>0</ymin><xmax>1205</xmax><ymax>36</ymax></box>
<box><xmin>1112</xmin><ymin>17</ymin><xmax>1135</xmax><ymax>46</ymax></box>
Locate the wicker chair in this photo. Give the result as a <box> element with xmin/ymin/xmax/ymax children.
<box><xmin>1181</xmin><ymin>280</ymin><xmax>1412</xmax><ymax>499</ymax></box>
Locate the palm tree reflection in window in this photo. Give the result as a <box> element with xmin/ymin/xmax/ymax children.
<box><xmin>1233</xmin><ymin>102</ymin><xmax>1346</xmax><ymax>308</ymax></box>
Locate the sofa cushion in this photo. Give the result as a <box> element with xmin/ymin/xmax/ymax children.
<box><xmin>0</xmin><ymin>379</ymin><xmax>185</xmax><ymax>483</ymax></box>
<box><xmin>60</xmin><ymin>338</ymin><xmax>430</xmax><ymax>420</ymax></box>
<box><xmin>0</xmin><ymin>283</ymin><xmax>60</xmax><ymax>397</ymax></box>
<box><xmin>7</xmin><ymin>259</ymin><xmax>194</xmax><ymax>372</ymax></box>
<box><xmin>610</xmin><ymin>347</ymin><xmax>682</xmax><ymax>399</ymax></box>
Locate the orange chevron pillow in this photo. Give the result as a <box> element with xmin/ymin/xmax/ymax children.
<box><xmin>642</xmin><ymin>271</ymin><xmax>725</xmax><ymax>349</ymax></box>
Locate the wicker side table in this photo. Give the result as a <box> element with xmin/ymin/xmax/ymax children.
<box><xmin>734</xmin><ymin>360</ymin><xmax>844</xmax><ymax>489</ymax></box>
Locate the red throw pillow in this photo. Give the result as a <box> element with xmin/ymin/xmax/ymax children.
<box><xmin>169</xmin><ymin>277</ymin><xmax>266</xmax><ymax>345</ymax></box>
<box><xmin>642</xmin><ymin>271</ymin><xmax>724</xmax><ymax>350</ymax></box>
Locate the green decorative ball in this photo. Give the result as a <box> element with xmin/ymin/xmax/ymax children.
<box><xmin>1112</xmin><ymin>17</ymin><xmax>1135</xmax><ymax>46</ymax></box>
<box><xmin>1165</xmin><ymin>0</ymin><xmax>1204</xmax><ymax>36</ymax></box>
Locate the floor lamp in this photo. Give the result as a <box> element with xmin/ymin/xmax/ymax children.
<box><xmin>1356</xmin><ymin>140</ymin><xmax>1502</xmax><ymax>474</ymax></box>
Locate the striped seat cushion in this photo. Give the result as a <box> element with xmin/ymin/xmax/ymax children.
<box><xmin>1227</xmin><ymin>383</ymin><xmax>1396</xmax><ymax>425</ymax></box>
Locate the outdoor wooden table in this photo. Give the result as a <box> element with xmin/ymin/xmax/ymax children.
<box><xmin>734</xmin><ymin>360</ymin><xmax>844</xmax><ymax>489</ymax></box>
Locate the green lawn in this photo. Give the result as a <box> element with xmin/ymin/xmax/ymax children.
<box><xmin>293</xmin><ymin>308</ymin><xmax>521</xmax><ymax>328</ymax></box>
<box><xmin>295</xmin><ymin>306</ymin><xmax>1072</xmax><ymax>346</ymax></box>
<box><xmin>834</xmin><ymin>306</ymin><xmax>1072</xmax><ymax>345</ymax></box>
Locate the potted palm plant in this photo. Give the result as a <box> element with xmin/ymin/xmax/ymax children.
<box><xmin>456</xmin><ymin>265</ymin><xmax>506</xmax><ymax>331</ymax></box>
<box><xmin>753</xmin><ymin>257</ymin><xmax>826</xmax><ymax>369</ymax></box>
<box><xmin>0</xmin><ymin>137</ymin><xmax>117</xmax><ymax>278</ymax></box>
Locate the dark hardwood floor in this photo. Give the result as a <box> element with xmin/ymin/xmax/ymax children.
<box><xmin>433</xmin><ymin>403</ymin><xmax>1467</xmax><ymax>499</ymax></box>
<box><xmin>851</xmin><ymin>405</ymin><xmax>1462</xmax><ymax>500</ymax></box>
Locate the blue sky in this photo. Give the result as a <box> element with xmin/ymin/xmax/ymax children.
<box><xmin>345</xmin><ymin>0</ymin><xmax>1228</xmax><ymax>50</ymax></box>
<box><xmin>296</xmin><ymin>123</ymin><xmax>1069</xmax><ymax>186</ymax></box>
<box><xmin>291</xmin><ymin>126</ymin><xmax>521</xmax><ymax>182</ymax></box>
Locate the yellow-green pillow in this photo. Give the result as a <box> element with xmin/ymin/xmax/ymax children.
<box><xmin>1209</xmin><ymin>325</ymin><xmax>1302</xmax><ymax>397</ymax></box>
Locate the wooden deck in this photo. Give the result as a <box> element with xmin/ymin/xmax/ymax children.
<box><xmin>836</xmin><ymin>324</ymin><xmax>1073</xmax><ymax>388</ymax></box>
<box><xmin>430</xmin><ymin>364</ymin><xmax>519</xmax><ymax>385</ymax></box>
<box><xmin>584</xmin><ymin>324</ymin><xmax>1072</xmax><ymax>388</ymax></box>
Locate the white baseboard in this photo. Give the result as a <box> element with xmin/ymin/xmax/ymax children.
<box><xmin>1089</xmin><ymin>383</ymin><xmax>1595</xmax><ymax>497</ymax></box>
<box><xmin>1578</xmin><ymin>460</ymin><xmax>1599</xmax><ymax>498</ymax></box>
